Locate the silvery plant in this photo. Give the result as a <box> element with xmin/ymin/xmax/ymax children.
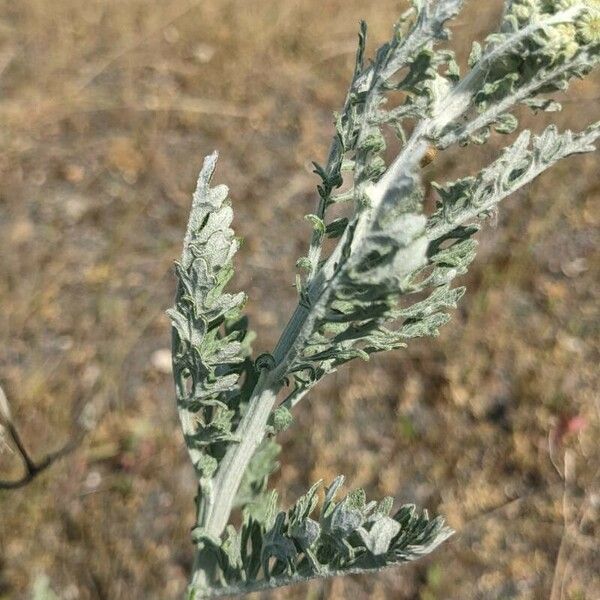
<box><xmin>167</xmin><ymin>1</ymin><xmax>599</xmax><ymax>596</ymax></box>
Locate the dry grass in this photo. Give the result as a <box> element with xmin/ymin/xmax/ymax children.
<box><xmin>0</xmin><ymin>1</ymin><xmax>599</xmax><ymax>598</ymax></box>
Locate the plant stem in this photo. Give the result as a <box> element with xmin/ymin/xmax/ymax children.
<box><xmin>208</xmin><ymin>377</ymin><xmax>279</xmax><ymax>537</ymax></box>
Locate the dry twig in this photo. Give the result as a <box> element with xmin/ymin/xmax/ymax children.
<box><xmin>0</xmin><ymin>384</ymin><xmax>84</xmax><ymax>490</ymax></box>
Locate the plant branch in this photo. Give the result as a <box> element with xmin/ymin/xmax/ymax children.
<box><xmin>436</xmin><ymin>51</ymin><xmax>595</xmax><ymax>149</ymax></box>
<box><xmin>426</xmin><ymin>6</ymin><xmax>583</xmax><ymax>137</ymax></box>
<box><xmin>175</xmin><ymin>2</ymin><xmax>600</xmax><ymax>596</ymax></box>
<box><xmin>0</xmin><ymin>384</ymin><xmax>87</xmax><ymax>490</ymax></box>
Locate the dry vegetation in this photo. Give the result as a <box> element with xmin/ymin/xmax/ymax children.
<box><xmin>0</xmin><ymin>1</ymin><xmax>599</xmax><ymax>598</ymax></box>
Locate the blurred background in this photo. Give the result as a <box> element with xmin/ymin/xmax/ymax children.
<box><xmin>0</xmin><ymin>1</ymin><xmax>599</xmax><ymax>598</ymax></box>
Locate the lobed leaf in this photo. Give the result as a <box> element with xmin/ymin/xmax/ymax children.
<box><xmin>169</xmin><ymin>153</ymin><xmax>254</xmax><ymax>479</ymax></box>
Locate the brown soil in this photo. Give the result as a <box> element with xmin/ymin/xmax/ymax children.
<box><xmin>1</xmin><ymin>1</ymin><xmax>598</xmax><ymax>599</ymax></box>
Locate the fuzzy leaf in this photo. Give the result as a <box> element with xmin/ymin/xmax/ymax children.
<box><xmin>193</xmin><ymin>477</ymin><xmax>452</xmax><ymax>596</ymax></box>
<box><xmin>170</xmin><ymin>153</ymin><xmax>253</xmax><ymax>478</ymax></box>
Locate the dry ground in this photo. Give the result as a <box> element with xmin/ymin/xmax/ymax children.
<box><xmin>0</xmin><ymin>1</ymin><xmax>599</xmax><ymax>598</ymax></box>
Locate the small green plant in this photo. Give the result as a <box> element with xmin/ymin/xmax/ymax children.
<box><xmin>168</xmin><ymin>1</ymin><xmax>599</xmax><ymax>596</ymax></box>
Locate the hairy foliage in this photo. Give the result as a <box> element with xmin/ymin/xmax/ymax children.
<box><xmin>168</xmin><ymin>153</ymin><xmax>255</xmax><ymax>481</ymax></box>
<box><xmin>169</xmin><ymin>1</ymin><xmax>600</xmax><ymax>596</ymax></box>
<box><xmin>189</xmin><ymin>477</ymin><xmax>451</xmax><ymax>598</ymax></box>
